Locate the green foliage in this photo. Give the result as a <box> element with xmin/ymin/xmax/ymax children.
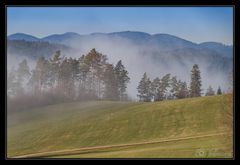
<box><xmin>114</xmin><ymin>60</ymin><xmax>130</xmax><ymax>101</ymax></box>
<box><xmin>151</xmin><ymin>74</ymin><xmax>171</xmax><ymax>101</ymax></box>
<box><xmin>103</xmin><ymin>64</ymin><xmax>118</xmax><ymax>100</ymax></box>
<box><xmin>137</xmin><ymin>73</ymin><xmax>152</xmax><ymax>102</ymax></box>
<box><xmin>190</xmin><ymin>64</ymin><xmax>202</xmax><ymax>97</ymax></box>
<box><xmin>7</xmin><ymin>68</ymin><xmax>22</xmax><ymax>97</ymax></box>
<box><xmin>217</xmin><ymin>86</ymin><xmax>222</xmax><ymax>95</ymax></box>
<box><xmin>9</xmin><ymin>49</ymin><xmax>130</xmax><ymax>103</ymax></box>
<box><xmin>205</xmin><ymin>86</ymin><xmax>215</xmax><ymax>96</ymax></box>
<box><xmin>7</xmin><ymin>59</ymin><xmax>31</xmax><ymax>97</ymax></box>
<box><xmin>17</xmin><ymin>59</ymin><xmax>31</xmax><ymax>80</ymax></box>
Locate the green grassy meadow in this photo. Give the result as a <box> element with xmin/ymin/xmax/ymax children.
<box><xmin>7</xmin><ymin>94</ymin><xmax>233</xmax><ymax>158</ymax></box>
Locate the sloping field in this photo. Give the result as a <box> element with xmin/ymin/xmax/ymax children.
<box><xmin>7</xmin><ymin>94</ymin><xmax>233</xmax><ymax>158</ymax></box>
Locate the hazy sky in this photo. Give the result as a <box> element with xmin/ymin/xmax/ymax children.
<box><xmin>7</xmin><ymin>7</ymin><xmax>233</xmax><ymax>45</ymax></box>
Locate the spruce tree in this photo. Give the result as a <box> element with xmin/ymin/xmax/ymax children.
<box><xmin>137</xmin><ymin>72</ymin><xmax>152</xmax><ymax>102</ymax></box>
<box><xmin>17</xmin><ymin>59</ymin><xmax>30</xmax><ymax>80</ymax></box>
<box><xmin>7</xmin><ymin>68</ymin><xmax>20</xmax><ymax>97</ymax></box>
<box><xmin>14</xmin><ymin>59</ymin><xmax>31</xmax><ymax>95</ymax></box>
<box><xmin>151</xmin><ymin>77</ymin><xmax>161</xmax><ymax>101</ymax></box>
<box><xmin>159</xmin><ymin>74</ymin><xmax>171</xmax><ymax>100</ymax></box>
<box><xmin>114</xmin><ymin>60</ymin><xmax>130</xmax><ymax>101</ymax></box>
<box><xmin>190</xmin><ymin>64</ymin><xmax>202</xmax><ymax>97</ymax></box>
<box><xmin>49</xmin><ymin>50</ymin><xmax>62</xmax><ymax>89</ymax></box>
<box><xmin>170</xmin><ymin>76</ymin><xmax>178</xmax><ymax>99</ymax></box>
<box><xmin>205</xmin><ymin>85</ymin><xmax>215</xmax><ymax>96</ymax></box>
<box><xmin>217</xmin><ymin>86</ymin><xmax>222</xmax><ymax>95</ymax></box>
<box><xmin>178</xmin><ymin>81</ymin><xmax>189</xmax><ymax>99</ymax></box>
<box><xmin>103</xmin><ymin>64</ymin><xmax>118</xmax><ymax>100</ymax></box>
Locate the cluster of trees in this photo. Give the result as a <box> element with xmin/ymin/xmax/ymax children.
<box><xmin>7</xmin><ymin>48</ymin><xmax>227</xmax><ymax>112</ymax></box>
<box><xmin>137</xmin><ymin>64</ymin><xmax>223</xmax><ymax>102</ymax></box>
<box><xmin>205</xmin><ymin>86</ymin><xmax>222</xmax><ymax>96</ymax></box>
<box><xmin>7</xmin><ymin>49</ymin><xmax>130</xmax><ymax>111</ymax></box>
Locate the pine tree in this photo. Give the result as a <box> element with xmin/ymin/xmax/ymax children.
<box><xmin>77</xmin><ymin>55</ymin><xmax>90</xmax><ymax>100</ymax></box>
<box><xmin>49</xmin><ymin>50</ymin><xmax>62</xmax><ymax>90</ymax></box>
<box><xmin>17</xmin><ymin>59</ymin><xmax>30</xmax><ymax>80</ymax></box>
<box><xmin>85</xmin><ymin>48</ymin><xmax>108</xmax><ymax>99</ymax></box>
<box><xmin>7</xmin><ymin>68</ymin><xmax>20</xmax><ymax>97</ymax></box>
<box><xmin>170</xmin><ymin>76</ymin><xmax>179</xmax><ymax>99</ymax></box>
<box><xmin>137</xmin><ymin>73</ymin><xmax>152</xmax><ymax>102</ymax></box>
<box><xmin>151</xmin><ymin>77</ymin><xmax>161</xmax><ymax>101</ymax></box>
<box><xmin>178</xmin><ymin>81</ymin><xmax>189</xmax><ymax>99</ymax></box>
<box><xmin>217</xmin><ymin>86</ymin><xmax>222</xmax><ymax>95</ymax></box>
<box><xmin>17</xmin><ymin>59</ymin><xmax>31</xmax><ymax>87</ymax></box>
<box><xmin>103</xmin><ymin>64</ymin><xmax>118</xmax><ymax>100</ymax></box>
<box><xmin>29</xmin><ymin>57</ymin><xmax>49</xmax><ymax>94</ymax></box>
<box><xmin>205</xmin><ymin>85</ymin><xmax>215</xmax><ymax>96</ymax></box>
<box><xmin>160</xmin><ymin>74</ymin><xmax>171</xmax><ymax>100</ymax></box>
<box><xmin>190</xmin><ymin>64</ymin><xmax>202</xmax><ymax>97</ymax></box>
<box><xmin>114</xmin><ymin>60</ymin><xmax>130</xmax><ymax>101</ymax></box>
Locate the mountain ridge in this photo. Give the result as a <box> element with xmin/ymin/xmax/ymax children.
<box><xmin>7</xmin><ymin>31</ymin><xmax>232</xmax><ymax>47</ymax></box>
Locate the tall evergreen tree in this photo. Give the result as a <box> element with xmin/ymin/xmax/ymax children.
<box><xmin>177</xmin><ymin>81</ymin><xmax>189</xmax><ymax>99</ymax></box>
<box><xmin>7</xmin><ymin>68</ymin><xmax>20</xmax><ymax>97</ymax></box>
<box><xmin>85</xmin><ymin>48</ymin><xmax>108</xmax><ymax>99</ymax></box>
<box><xmin>49</xmin><ymin>50</ymin><xmax>62</xmax><ymax>90</ymax></box>
<box><xmin>170</xmin><ymin>76</ymin><xmax>179</xmax><ymax>99</ymax></box>
<box><xmin>217</xmin><ymin>86</ymin><xmax>222</xmax><ymax>95</ymax></box>
<box><xmin>77</xmin><ymin>55</ymin><xmax>90</xmax><ymax>100</ymax></box>
<box><xmin>103</xmin><ymin>64</ymin><xmax>118</xmax><ymax>100</ymax></box>
<box><xmin>190</xmin><ymin>64</ymin><xmax>202</xmax><ymax>97</ymax></box>
<box><xmin>16</xmin><ymin>59</ymin><xmax>31</xmax><ymax>93</ymax></box>
<box><xmin>17</xmin><ymin>59</ymin><xmax>30</xmax><ymax>80</ymax></box>
<box><xmin>151</xmin><ymin>77</ymin><xmax>161</xmax><ymax>101</ymax></box>
<box><xmin>28</xmin><ymin>57</ymin><xmax>49</xmax><ymax>95</ymax></box>
<box><xmin>114</xmin><ymin>60</ymin><xmax>130</xmax><ymax>101</ymax></box>
<box><xmin>137</xmin><ymin>72</ymin><xmax>152</xmax><ymax>102</ymax></box>
<box><xmin>159</xmin><ymin>74</ymin><xmax>171</xmax><ymax>100</ymax></box>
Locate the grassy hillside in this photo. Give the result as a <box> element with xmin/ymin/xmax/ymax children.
<box><xmin>7</xmin><ymin>94</ymin><xmax>233</xmax><ymax>158</ymax></box>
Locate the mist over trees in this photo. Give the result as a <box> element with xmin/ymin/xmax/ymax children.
<box><xmin>205</xmin><ymin>86</ymin><xmax>215</xmax><ymax>96</ymax></box>
<box><xmin>7</xmin><ymin>48</ymin><xmax>130</xmax><ymax>112</ymax></box>
<box><xmin>7</xmin><ymin>48</ymin><xmax>228</xmax><ymax>112</ymax></box>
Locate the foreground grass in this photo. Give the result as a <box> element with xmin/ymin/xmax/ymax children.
<box><xmin>7</xmin><ymin>94</ymin><xmax>233</xmax><ymax>158</ymax></box>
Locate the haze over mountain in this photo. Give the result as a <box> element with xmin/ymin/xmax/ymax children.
<box><xmin>7</xmin><ymin>31</ymin><xmax>233</xmax><ymax>58</ymax></box>
<box><xmin>8</xmin><ymin>33</ymin><xmax>40</xmax><ymax>42</ymax></box>
<box><xmin>7</xmin><ymin>31</ymin><xmax>233</xmax><ymax>99</ymax></box>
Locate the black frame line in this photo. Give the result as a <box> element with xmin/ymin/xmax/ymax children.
<box><xmin>4</xmin><ymin>3</ymin><xmax>237</xmax><ymax>160</ymax></box>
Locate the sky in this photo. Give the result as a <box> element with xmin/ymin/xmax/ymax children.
<box><xmin>7</xmin><ymin>7</ymin><xmax>233</xmax><ymax>45</ymax></box>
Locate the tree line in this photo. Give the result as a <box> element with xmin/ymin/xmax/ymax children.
<box><xmin>137</xmin><ymin>64</ymin><xmax>223</xmax><ymax>102</ymax></box>
<box><xmin>7</xmin><ymin>48</ymin><xmax>224</xmax><ymax>112</ymax></box>
<box><xmin>7</xmin><ymin>49</ymin><xmax>130</xmax><ymax>111</ymax></box>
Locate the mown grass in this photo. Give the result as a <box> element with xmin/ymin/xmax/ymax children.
<box><xmin>7</xmin><ymin>94</ymin><xmax>233</xmax><ymax>158</ymax></box>
<box><xmin>49</xmin><ymin>134</ymin><xmax>232</xmax><ymax>158</ymax></box>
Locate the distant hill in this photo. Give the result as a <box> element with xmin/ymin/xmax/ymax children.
<box><xmin>41</xmin><ymin>32</ymin><xmax>81</xmax><ymax>44</ymax></box>
<box><xmin>8</xmin><ymin>33</ymin><xmax>40</xmax><ymax>42</ymax></box>
<box><xmin>8</xmin><ymin>94</ymin><xmax>233</xmax><ymax>158</ymax></box>
<box><xmin>199</xmin><ymin>42</ymin><xmax>233</xmax><ymax>58</ymax></box>
<box><xmin>7</xmin><ymin>39</ymin><xmax>74</xmax><ymax>59</ymax></box>
<box><xmin>7</xmin><ymin>31</ymin><xmax>233</xmax><ymax>58</ymax></box>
